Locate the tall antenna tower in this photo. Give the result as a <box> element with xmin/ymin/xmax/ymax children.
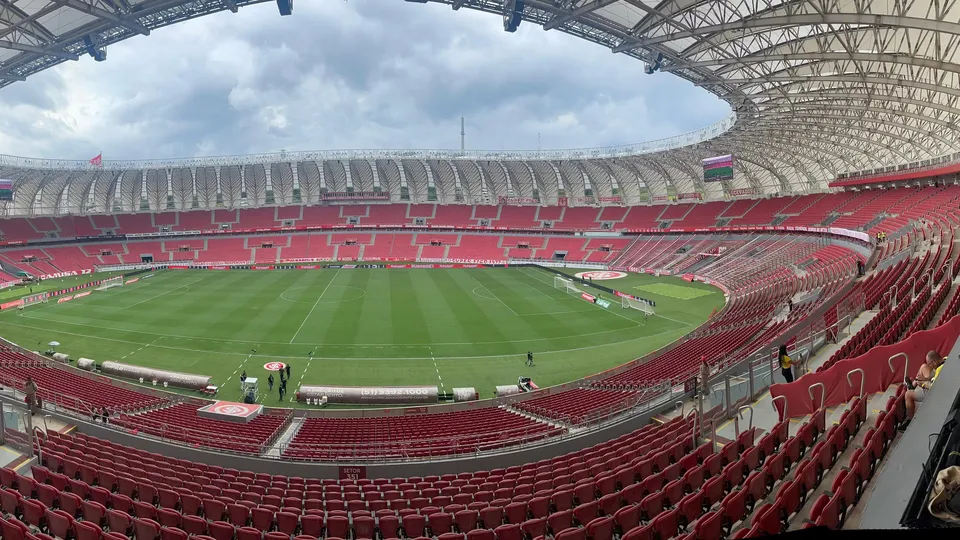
<box><xmin>460</xmin><ymin>114</ymin><xmax>465</xmax><ymax>153</ymax></box>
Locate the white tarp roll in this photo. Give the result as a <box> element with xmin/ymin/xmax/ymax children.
<box><xmin>100</xmin><ymin>361</ymin><xmax>211</xmax><ymax>390</ymax></box>
<box><xmin>51</xmin><ymin>353</ymin><xmax>70</xmax><ymax>363</ymax></box>
<box><xmin>77</xmin><ymin>358</ymin><xmax>96</xmax><ymax>371</ymax></box>
<box><xmin>297</xmin><ymin>385</ymin><xmax>439</xmax><ymax>404</ymax></box>
<box><xmin>452</xmin><ymin>387</ymin><xmax>479</xmax><ymax>402</ymax></box>
<box><xmin>495</xmin><ymin>385</ymin><xmax>522</xmax><ymax>397</ymax></box>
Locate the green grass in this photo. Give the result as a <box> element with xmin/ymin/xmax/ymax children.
<box><xmin>0</xmin><ymin>268</ymin><xmax>724</xmax><ymax>406</ymax></box>
<box><xmin>0</xmin><ymin>272</ymin><xmax>125</xmax><ymax>302</ymax></box>
<box><xmin>634</xmin><ymin>283</ymin><xmax>716</xmax><ymax>300</ymax></box>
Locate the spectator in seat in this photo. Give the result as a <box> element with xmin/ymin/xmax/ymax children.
<box><xmin>902</xmin><ymin>351</ymin><xmax>947</xmax><ymax>430</ymax></box>
<box><xmin>102</xmin><ymin>407</ymin><xmax>111</xmax><ymax>425</ymax></box>
<box><xmin>778</xmin><ymin>345</ymin><xmax>794</xmax><ymax>383</ymax></box>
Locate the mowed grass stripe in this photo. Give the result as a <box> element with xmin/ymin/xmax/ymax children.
<box><xmin>317</xmin><ymin>270</ymin><xmax>373</xmax><ymax>352</ymax></box>
<box><xmin>0</xmin><ymin>268</ymin><xmax>725</xmax><ymax>403</ymax></box>
<box><xmin>409</xmin><ymin>271</ymin><xmax>477</xmax><ymax>349</ymax></box>
<box><xmin>479</xmin><ymin>271</ymin><xmax>594</xmax><ymax>338</ymax></box>
<box><xmin>388</xmin><ymin>270</ymin><xmax>432</xmax><ymax>347</ymax></box>
<box><xmin>428</xmin><ymin>270</ymin><xmax>511</xmax><ymax>348</ymax></box>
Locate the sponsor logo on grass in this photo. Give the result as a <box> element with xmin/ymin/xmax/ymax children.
<box><xmin>125</xmin><ymin>278</ymin><xmax>139</xmax><ymax>285</ymax></box>
<box><xmin>264</xmin><ymin>362</ymin><xmax>286</xmax><ymax>371</ymax></box>
<box><xmin>596</xmin><ymin>299</ymin><xmax>612</xmax><ymax>308</ymax></box>
<box><xmin>57</xmin><ymin>296</ymin><xmax>73</xmax><ymax>303</ymax></box>
<box><xmin>73</xmin><ymin>292</ymin><xmax>91</xmax><ymax>299</ymax></box>
<box><xmin>580</xmin><ymin>293</ymin><xmax>596</xmax><ymax>302</ymax></box>
<box><xmin>575</xmin><ymin>271</ymin><xmax>627</xmax><ymax>280</ymax></box>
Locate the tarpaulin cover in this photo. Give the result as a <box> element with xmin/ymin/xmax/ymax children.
<box><xmin>770</xmin><ymin>315</ymin><xmax>960</xmax><ymax>418</ymax></box>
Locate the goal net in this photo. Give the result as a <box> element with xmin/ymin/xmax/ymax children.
<box><xmin>96</xmin><ymin>275</ymin><xmax>124</xmax><ymax>291</ymax></box>
<box><xmin>622</xmin><ymin>296</ymin><xmax>655</xmax><ymax>316</ymax></box>
<box><xmin>553</xmin><ymin>276</ymin><xmax>583</xmax><ymax>297</ymax></box>
<box><xmin>21</xmin><ymin>293</ymin><xmax>48</xmax><ymax>307</ymax></box>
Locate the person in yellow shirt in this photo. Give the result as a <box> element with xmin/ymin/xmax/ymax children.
<box><xmin>902</xmin><ymin>350</ymin><xmax>947</xmax><ymax>430</ymax></box>
<box><xmin>778</xmin><ymin>344</ymin><xmax>794</xmax><ymax>383</ymax></box>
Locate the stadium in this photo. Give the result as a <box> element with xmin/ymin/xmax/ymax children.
<box><xmin>0</xmin><ymin>0</ymin><xmax>958</xmax><ymax>538</ymax></box>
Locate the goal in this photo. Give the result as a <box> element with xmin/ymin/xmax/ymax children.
<box><xmin>21</xmin><ymin>292</ymin><xmax>48</xmax><ymax>307</ymax></box>
<box><xmin>95</xmin><ymin>275</ymin><xmax>124</xmax><ymax>291</ymax></box>
<box><xmin>622</xmin><ymin>295</ymin><xmax>655</xmax><ymax>316</ymax></box>
<box><xmin>553</xmin><ymin>276</ymin><xmax>583</xmax><ymax>296</ymax></box>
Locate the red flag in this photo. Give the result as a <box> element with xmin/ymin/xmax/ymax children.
<box><xmin>89</xmin><ymin>153</ymin><xmax>102</xmax><ymax>166</ymax></box>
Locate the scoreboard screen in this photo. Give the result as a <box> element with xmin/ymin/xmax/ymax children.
<box><xmin>0</xmin><ymin>180</ymin><xmax>12</xmax><ymax>201</ymax></box>
<box><xmin>702</xmin><ymin>155</ymin><xmax>734</xmax><ymax>182</ymax></box>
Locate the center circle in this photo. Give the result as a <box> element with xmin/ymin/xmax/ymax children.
<box><xmin>279</xmin><ymin>285</ymin><xmax>367</xmax><ymax>305</ymax></box>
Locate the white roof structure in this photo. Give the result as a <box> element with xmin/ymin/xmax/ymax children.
<box><xmin>1</xmin><ymin>0</ymin><xmax>959</xmax><ymax>214</ymax></box>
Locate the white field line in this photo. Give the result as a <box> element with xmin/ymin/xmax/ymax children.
<box><xmin>224</xmin><ymin>343</ymin><xmax>261</xmax><ymax>388</ymax></box>
<box><xmin>1</xmin><ymin>319</ymin><xmax>685</xmax><ymax>361</ymax></box>
<box><xmin>429</xmin><ymin>346</ymin><xmax>445</xmax><ymax>393</ymax></box>
<box><xmin>120</xmin><ymin>276</ymin><xmax>207</xmax><ymax>310</ymax></box>
<box><xmin>464</xmin><ymin>272</ymin><xmax>519</xmax><ymax>316</ymax></box>
<box><xmin>120</xmin><ymin>337</ymin><xmax>162</xmax><ymax>360</ymax></box>
<box><xmin>9</xmin><ymin>310</ymin><xmax>654</xmax><ymax>347</ymax></box>
<box><xmin>289</xmin><ymin>269</ymin><xmax>340</xmax><ymax>344</ymax></box>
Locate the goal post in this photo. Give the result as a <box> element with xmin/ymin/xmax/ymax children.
<box><xmin>95</xmin><ymin>275</ymin><xmax>124</xmax><ymax>291</ymax></box>
<box><xmin>21</xmin><ymin>292</ymin><xmax>48</xmax><ymax>307</ymax></box>
<box><xmin>622</xmin><ymin>295</ymin><xmax>655</xmax><ymax>316</ymax></box>
<box><xmin>553</xmin><ymin>276</ymin><xmax>573</xmax><ymax>290</ymax></box>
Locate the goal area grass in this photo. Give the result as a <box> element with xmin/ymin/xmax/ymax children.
<box><xmin>0</xmin><ymin>267</ymin><xmax>724</xmax><ymax>406</ymax></box>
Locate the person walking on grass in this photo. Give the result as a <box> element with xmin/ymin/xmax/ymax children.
<box><xmin>268</xmin><ymin>373</ymin><xmax>274</xmax><ymax>391</ymax></box>
<box><xmin>526</xmin><ymin>351</ymin><xmax>535</xmax><ymax>367</ymax></box>
<box><xmin>286</xmin><ymin>364</ymin><xmax>291</xmax><ymax>379</ymax></box>
<box><xmin>240</xmin><ymin>370</ymin><xmax>247</xmax><ymax>391</ymax></box>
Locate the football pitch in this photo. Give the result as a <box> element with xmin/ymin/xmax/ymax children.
<box><xmin>0</xmin><ymin>267</ymin><xmax>724</xmax><ymax>405</ymax></box>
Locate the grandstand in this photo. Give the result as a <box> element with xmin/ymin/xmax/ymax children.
<box><xmin>1</xmin><ymin>0</ymin><xmax>960</xmax><ymax>537</ymax></box>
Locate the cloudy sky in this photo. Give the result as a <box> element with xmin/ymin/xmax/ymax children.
<box><xmin>0</xmin><ymin>0</ymin><xmax>729</xmax><ymax>161</ymax></box>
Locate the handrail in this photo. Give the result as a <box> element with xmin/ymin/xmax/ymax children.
<box><xmin>710</xmin><ymin>418</ymin><xmax>718</xmax><ymax>454</ymax></box>
<box><xmin>888</xmin><ymin>352</ymin><xmax>910</xmax><ymax>382</ymax></box>
<box><xmin>846</xmin><ymin>368</ymin><xmax>865</xmax><ymax>399</ymax></box>
<box><xmin>687</xmin><ymin>409</ymin><xmax>699</xmax><ymax>450</ymax></box>
<box><xmin>772</xmin><ymin>395</ymin><xmax>788</xmax><ymax>422</ymax></box>
<box><xmin>738</xmin><ymin>405</ymin><xmax>754</xmax><ymax>433</ymax></box>
<box><xmin>808</xmin><ymin>382</ymin><xmax>826</xmax><ymax>410</ymax></box>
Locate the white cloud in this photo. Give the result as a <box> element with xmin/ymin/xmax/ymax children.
<box><xmin>0</xmin><ymin>0</ymin><xmax>729</xmax><ymax>161</ymax></box>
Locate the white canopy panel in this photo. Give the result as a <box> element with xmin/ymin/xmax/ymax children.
<box><xmin>1</xmin><ymin>0</ymin><xmax>958</xmax><ymax>197</ymax></box>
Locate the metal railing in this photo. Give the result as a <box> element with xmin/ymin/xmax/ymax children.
<box><xmin>0</xmin><ymin>114</ymin><xmax>737</xmax><ymax>171</ymax></box>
